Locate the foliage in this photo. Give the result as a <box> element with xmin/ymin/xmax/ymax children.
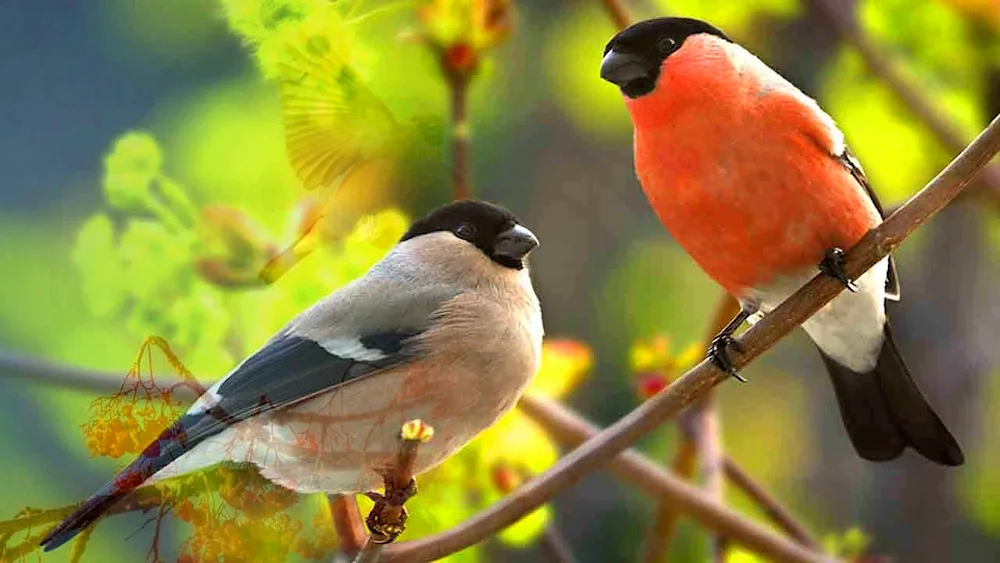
<box><xmin>3</xmin><ymin>0</ymin><xmax>1000</xmax><ymax>562</ymax></box>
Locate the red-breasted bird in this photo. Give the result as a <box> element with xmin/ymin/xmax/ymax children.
<box><xmin>600</xmin><ymin>17</ymin><xmax>963</xmax><ymax>466</ymax></box>
<box><xmin>40</xmin><ymin>200</ymin><xmax>543</xmax><ymax>551</ymax></box>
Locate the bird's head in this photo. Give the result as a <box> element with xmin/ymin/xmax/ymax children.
<box><xmin>400</xmin><ymin>200</ymin><xmax>539</xmax><ymax>271</ymax></box>
<box><xmin>600</xmin><ymin>17</ymin><xmax>730</xmax><ymax>100</ymax></box>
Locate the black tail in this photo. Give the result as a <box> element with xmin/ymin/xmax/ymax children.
<box><xmin>40</xmin><ymin>414</ymin><xmax>209</xmax><ymax>551</ymax></box>
<box><xmin>818</xmin><ymin>323</ymin><xmax>964</xmax><ymax>466</ymax></box>
<box><xmin>39</xmin><ymin>481</ymin><xmax>130</xmax><ymax>551</ymax></box>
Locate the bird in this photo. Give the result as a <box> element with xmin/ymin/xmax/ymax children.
<box><xmin>40</xmin><ymin>200</ymin><xmax>544</xmax><ymax>551</ymax></box>
<box><xmin>600</xmin><ymin>17</ymin><xmax>963</xmax><ymax>466</ymax></box>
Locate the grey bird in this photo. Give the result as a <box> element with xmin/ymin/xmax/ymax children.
<box><xmin>41</xmin><ymin>200</ymin><xmax>543</xmax><ymax>551</ymax></box>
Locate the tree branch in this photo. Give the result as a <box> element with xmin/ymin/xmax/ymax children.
<box><xmin>330</xmin><ymin>494</ymin><xmax>367</xmax><ymax>557</ymax></box>
<box><xmin>539</xmin><ymin>524</ymin><xmax>578</xmax><ymax>563</ymax></box>
<box><xmin>810</xmin><ymin>0</ymin><xmax>1000</xmax><ymax>203</ymax></box>
<box><xmin>599</xmin><ymin>0</ymin><xmax>631</xmax><ymax>31</ymax></box>
<box><xmin>721</xmin><ymin>459</ymin><xmax>818</xmax><ymax>549</ymax></box>
<box><xmin>642</xmin><ymin>296</ymin><xmax>740</xmax><ymax>563</ymax></box>
<box><xmin>519</xmin><ymin>395</ymin><xmax>822</xmax><ymax>553</ymax></box>
<box><xmin>640</xmin><ymin>438</ymin><xmax>696</xmax><ymax>562</ymax></box>
<box><xmin>380</xmin><ymin>113</ymin><xmax>1000</xmax><ymax>563</ymax></box>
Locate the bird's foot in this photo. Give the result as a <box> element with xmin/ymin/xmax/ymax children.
<box><xmin>819</xmin><ymin>247</ymin><xmax>858</xmax><ymax>292</ymax></box>
<box><xmin>708</xmin><ymin>334</ymin><xmax>747</xmax><ymax>383</ymax></box>
<box><xmin>365</xmin><ymin>503</ymin><xmax>409</xmax><ymax>544</ymax></box>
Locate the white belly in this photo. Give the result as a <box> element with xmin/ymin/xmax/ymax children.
<box><xmin>742</xmin><ymin>258</ymin><xmax>888</xmax><ymax>372</ymax></box>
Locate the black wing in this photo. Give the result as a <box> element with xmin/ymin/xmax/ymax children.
<box><xmin>839</xmin><ymin>146</ymin><xmax>900</xmax><ymax>301</ymax></box>
<box><xmin>40</xmin><ymin>330</ymin><xmax>419</xmax><ymax>552</ymax></box>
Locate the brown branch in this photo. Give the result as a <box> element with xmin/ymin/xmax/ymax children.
<box><xmin>693</xmin><ymin>297</ymin><xmax>740</xmax><ymax>563</ymax></box>
<box><xmin>640</xmin><ymin>438</ymin><xmax>696</xmax><ymax>562</ymax></box>
<box><xmin>517</xmin><ymin>396</ymin><xmax>825</xmax><ymax>563</ymax></box>
<box><xmin>810</xmin><ymin>0</ymin><xmax>1000</xmax><ymax>203</ymax></box>
<box><xmin>540</xmin><ymin>523</ymin><xmax>578</xmax><ymax>563</ymax></box>
<box><xmin>330</xmin><ymin>494</ymin><xmax>367</xmax><ymax>557</ymax></box>
<box><xmin>521</xmin><ymin>395</ymin><xmax>822</xmax><ymax>554</ymax></box>
<box><xmin>722</xmin><ymin>459</ymin><xmax>818</xmax><ymax>549</ymax></box>
<box><xmin>600</xmin><ymin>0</ymin><xmax>631</xmax><ymax>31</ymax></box>
<box><xmin>353</xmin><ymin>420</ymin><xmax>434</xmax><ymax>563</ymax></box>
<box><xmin>381</xmin><ymin>113</ymin><xmax>1000</xmax><ymax>563</ymax></box>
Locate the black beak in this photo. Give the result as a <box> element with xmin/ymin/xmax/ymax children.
<box><xmin>493</xmin><ymin>224</ymin><xmax>539</xmax><ymax>267</ymax></box>
<box><xmin>600</xmin><ymin>48</ymin><xmax>648</xmax><ymax>87</ymax></box>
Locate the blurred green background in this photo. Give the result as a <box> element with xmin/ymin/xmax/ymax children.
<box><xmin>1</xmin><ymin>0</ymin><xmax>999</xmax><ymax>561</ymax></box>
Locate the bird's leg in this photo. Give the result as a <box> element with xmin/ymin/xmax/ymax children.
<box><xmin>708</xmin><ymin>306</ymin><xmax>756</xmax><ymax>383</ymax></box>
<box><xmin>818</xmin><ymin>247</ymin><xmax>858</xmax><ymax>292</ymax></box>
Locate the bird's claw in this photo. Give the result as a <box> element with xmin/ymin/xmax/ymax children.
<box><xmin>709</xmin><ymin>334</ymin><xmax>747</xmax><ymax>383</ymax></box>
<box><xmin>367</xmin><ymin>505</ymin><xmax>409</xmax><ymax>544</ymax></box>
<box><xmin>819</xmin><ymin>247</ymin><xmax>858</xmax><ymax>292</ymax></box>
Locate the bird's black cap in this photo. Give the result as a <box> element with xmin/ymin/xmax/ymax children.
<box><xmin>601</xmin><ymin>17</ymin><xmax>730</xmax><ymax>98</ymax></box>
<box><xmin>402</xmin><ymin>200</ymin><xmax>538</xmax><ymax>269</ymax></box>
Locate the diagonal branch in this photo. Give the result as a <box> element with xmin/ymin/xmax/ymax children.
<box><xmin>380</xmin><ymin>114</ymin><xmax>1000</xmax><ymax>563</ymax></box>
<box><xmin>721</xmin><ymin>459</ymin><xmax>818</xmax><ymax>549</ymax></box>
<box><xmin>4</xmin><ymin>114</ymin><xmax>999</xmax><ymax>563</ymax></box>
<box><xmin>600</xmin><ymin>0</ymin><xmax>631</xmax><ymax>31</ymax></box>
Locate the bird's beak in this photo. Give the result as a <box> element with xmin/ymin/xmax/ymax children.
<box><xmin>600</xmin><ymin>48</ymin><xmax>648</xmax><ymax>87</ymax></box>
<box><xmin>493</xmin><ymin>224</ymin><xmax>539</xmax><ymax>263</ymax></box>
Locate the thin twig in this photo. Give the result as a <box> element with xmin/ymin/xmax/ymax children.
<box><xmin>810</xmin><ymin>0</ymin><xmax>1000</xmax><ymax>203</ymax></box>
<box><xmin>640</xmin><ymin>439</ymin><xmax>696</xmax><ymax>562</ymax></box>
<box><xmin>721</xmin><ymin>459</ymin><xmax>818</xmax><ymax>549</ymax></box>
<box><xmin>380</xmin><ymin>114</ymin><xmax>1000</xmax><ymax>563</ymax></box>
<box><xmin>352</xmin><ymin>420</ymin><xmax>434</xmax><ymax>563</ymax></box>
<box><xmin>540</xmin><ymin>523</ymin><xmax>578</xmax><ymax>563</ymax></box>
<box><xmin>600</xmin><ymin>0</ymin><xmax>631</xmax><ymax>31</ymax></box>
<box><xmin>522</xmin><ymin>394</ymin><xmax>821</xmax><ymax>552</ymax></box>
<box><xmin>642</xmin><ymin>295</ymin><xmax>739</xmax><ymax>563</ymax></box>
<box><xmin>330</xmin><ymin>494</ymin><xmax>367</xmax><ymax>557</ymax></box>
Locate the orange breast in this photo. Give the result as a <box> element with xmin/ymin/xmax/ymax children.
<box><xmin>628</xmin><ymin>40</ymin><xmax>879</xmax><ymax>296</ymax></box>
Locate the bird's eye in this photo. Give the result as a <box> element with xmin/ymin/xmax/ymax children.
<box><xmin>657</xmin><ymin>37</ymin><xmax>677</xmax><ymax>53</ymax></box>
<box><xmin>455</xmin><ymin>223</ymin><xmax>476</xmax><ymax>240</ymax></box>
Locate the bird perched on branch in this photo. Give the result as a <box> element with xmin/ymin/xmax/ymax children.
<box><xmin>600</xmin><ymin>17</ymin><xmax>963</xmax><ymax>466</ymax></box>
<box><xmin>41</xmin><ymin>200</ymin><xmax>543</xmax><ymax>551</ymax></box>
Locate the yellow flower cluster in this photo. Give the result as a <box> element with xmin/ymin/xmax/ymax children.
<box><xmin>173</xmin><ymin>472</ymin><xmax>339</xmax><ymax>562</ymax></box>
<box><xmin>80</xmin><ymin>338</ymin><xmax>192</xmax><ymax>458</ymax></box>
